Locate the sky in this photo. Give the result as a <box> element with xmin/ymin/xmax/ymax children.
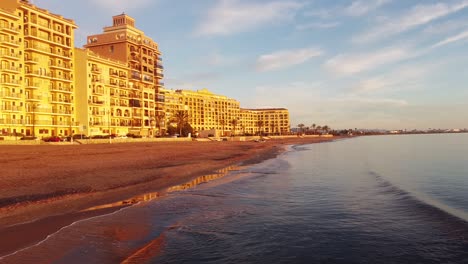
<box><xmin>32</xmin><ymin>0</ymin><xmax>468</xmax><ymax>130</ymax></box>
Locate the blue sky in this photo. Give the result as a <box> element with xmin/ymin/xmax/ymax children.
<box><xmin>33</xmin><ymin>0</ymin><xmax>468</xmax><ymax>130</ymax></box>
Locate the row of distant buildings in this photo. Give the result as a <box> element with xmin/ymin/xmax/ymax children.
<box><xmin>0</xmin><ymin>0</ymin><xmax>290</xmax><ymax>138</ymax></box>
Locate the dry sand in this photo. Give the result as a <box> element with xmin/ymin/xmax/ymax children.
<box><xmin>0</xmin><ymin>137</ymin><xmax>340</xmax><ymax>256</ymax></box>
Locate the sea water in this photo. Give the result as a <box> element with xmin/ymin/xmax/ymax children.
<box><xmin>3</xmin><ymin>134</ymin><xmax>468</xmax><ymax>263</ymax></box>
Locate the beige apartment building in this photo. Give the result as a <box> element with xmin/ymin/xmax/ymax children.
<box><xmin>74</xmin><ymin>48</ymin><xmax>146</xmax><ymax>136</ymax></box>
<box><xmin>161</xmin><ymin>88</ymin><xmax>290</xmax><ymax>136</ymax></box>
<box><xmin>161</xmin><ymin>88</ymin><xmax>241</xmax><ymax>134</ymax></box>
<box><xmin>0</xmin><ymin>0</ymin><xmax>77</xmax><ymax>137</ymax></box>
<box><xmin>240</xmin><ymin>108</ymin><xmax>290</xmax><ymax>136</ymax></box>
<box><xmin>83</xmin><ymin>14</ymin><xmax>163</xmax><ymax>136</ymax></box>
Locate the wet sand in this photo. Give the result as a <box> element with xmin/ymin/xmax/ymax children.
<box><xmin>0</xmin><ymin>137</ymin><xmax>340</xmax><ymax>257</ymax></box>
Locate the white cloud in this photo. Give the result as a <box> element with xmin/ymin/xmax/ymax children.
<box><xmin>431</xmin><ymin>29</ymin><xmax>468</xmax><ymax>48</ymax></box>
<box><xmin>423</xmin><ymin>18</ymin><xmax>468</xmax><ymax>35</ymax></box>
<box><xmin>331</xmin><ymin>96</ymin><xmax>409</xmax><ymax>107</ymax></box>
<box><xmin>195</xmin><ymin>0</ymin><xmax>302</xmax><ymax>36</ymax></box>
<box><xmin>352</xmin><ymin>65</ymin><xmax>428</xmax><ymax>94</ymax></box>
<box><xmin>324</xmin><ymin>47</ymin><xmax>410</xmax><ymax>75</ymax></box>
<box><xmin>355</xmin><ymin>0</ymin><xmax>468</xmax><ymax>43</ymax></box>
<box><xmin>88</xmin><ymin>0</ymin><xmax>153</xmax><ymax>12</ymax></box>
<box><xmin>296</xmin><ymin>22</ymin><xmax>340</xmax><ymax>30</ymax></box>
<box><xmin>346</xmin><ymin>0</ymin><xmax>391</xmax><ymax>17</ymax></box>
<box><xmin>256</xmin><ymin>47</ymin><xmax>323</xmax><ymax>72</ymax></box>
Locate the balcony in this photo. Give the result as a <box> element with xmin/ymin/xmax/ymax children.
<box><xmin>49</xmin><ymin>62</ymin><xmax>72</xmax><ymax>71</ymax></box>
<box><xmin>0</xmin><ymin>25</ymin><xmax>19</xmax><ymax>34</ymax></box>
<box><xmin>119</xmin><ymin>72</ymin><xmax>127</xmax><ymax>78</ymax></box>
<box><xmin>25</xmin><ymin>44</ymin><xmax>51</xmax><ymax>55</ymax></box>
<box><xmin>93</xmin><ymin>88</ymin><xmax>105</xmax><ymax>95</ymax></box>
<box><xmin>0</xmin><ymin>38</ymin><xmax>19</xmax><ymax>48</ymax></box>
<box><xmin>1</xmin><ymin>92</ymin><xmax>22</xmax><ymax>99</ymax></box>
<box><xmin>91</xmin><ymin>67</ymin><xmax>102</xmax><ymax>73</ymax></box>
<box><xmin>91</xmin><ymin>111</ymin><xmax>106</xmax><ymax>116</ymax></box>
<box><xmin>0</xmin><ymin>65</ymin><xmax>20</xmax><ymax>73</ymax></box>
<box><xmin>110</xmin><ymin>71</ymin><xmax>119</xmax><ymax>77</ymax></box>
<box><xmin>0</xmin><ymin>79</ymin><xmax>21</xmax><ymax>86</ymax></box>
<box><xmin>52</xmin><ymin>121</ymin><xmax>73</xmax><ymax>126</ymax></box>
<box><xmin>51</xmin><ymin>74</ymin><xmax>73</xmax><ymax>82</ymax></box>
<box><xmin>1</xmin><ymin>105</ymin><xmax>23</xmax><ymax>112</ymax></box>
<box><xmin>90</xmin><ymin>100</ymin><xmax>105</xmax><ymax>105</ymax></box>
<box><xmin>25</xmin><ymin>56</ymin><xmax>39</xmax><ymax>64</ymax></box>
<box><xmin>0</xmin><ymin>51</ymin><xmax>20</xmax><ymax>60</ymax></box>
<box><xmin>119</xmin><ymin>82</ymin><xmax>127</xmax><ymax>87</ymax></box>
<box><xmin>0</xmin><ymin>119</ymin><xmax>25</xmax><ymax>125</ymax></box>
<box><xmin>50</xmin><ymin>97</ymin><xmax>73</xmax><ymax>104</ymax></box>
<box><xmin>52</xmin><ymin>108</ymin><xmax>72</xmax><ymax>115</ymax></box>
<box><xmin>92</xmin><ymin>77</ymin><xmax>104</xmax><ymax>83</ymax></box>
<box><xmin>26</xmin><ymin>82</ymin><xmax>41</xmax><ymax>89</ymax></box>
<box><xmin>50</xmin><ymin>85</ymin><xmax>72</xmax><ymax>93</ymax></box>
<box><xmin>26</xmin><ymin>94</ymin><xmax>42</xmax><ymax>101</ymax></box>
<box><xmin>156</xmin><ymin>73</ymin><xmax>164</xmax><ymax>79</ymax></box>
<box><xmin>51</xmin><ymin>50</ymin><xmax>72</xmax><ymax>59</ymax></box>
<box><xmin>142</xmin><ymin>75</ymin><xmax>153</xmax><ymax>83</ymax></box>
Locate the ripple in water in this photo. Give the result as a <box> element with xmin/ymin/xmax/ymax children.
<box><xmin>2</xmin><ymin>134</ymin><xmax>468</xmax><ymax>264</ymax></box>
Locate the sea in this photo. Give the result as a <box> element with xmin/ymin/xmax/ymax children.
<box><xmin>2</xmin><ymin>133</ymin><xmax>468</xmax><ymax>264</ymax></box>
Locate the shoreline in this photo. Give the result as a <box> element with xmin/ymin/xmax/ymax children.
<box><xmin>0</xmin><ymin>136</ymin><xmax>344</xmax><ymax>257</ymax></box>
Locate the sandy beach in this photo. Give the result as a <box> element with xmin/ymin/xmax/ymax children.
<box><xmin>0</xmin><ymin>137</ymin><xmax>339</xmax><ymax>256</ymax></box>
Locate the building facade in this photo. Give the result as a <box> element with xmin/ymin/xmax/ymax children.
<box><xmin>83</xmin><ymin>14</ymin><xmax>163</xmax><ymax>136</ymax></box>
<box><xmin>1</xmin><ymin>0</ymin><xmax>77</xmax><ymax>137</ymax></box>
<box><xmin>240</xmin><ymin>108</ymin><xmax>290</xmax><ymax>136</ymax></box>
<box><xmin>161</xmin><ymin>88</ymin><xmax>240</xmax><ymax>134</ymax></box>
<box><xmin>161</xmin><ymin>88</ymin><xmax>290</xmax><ymax>136</ymax></box>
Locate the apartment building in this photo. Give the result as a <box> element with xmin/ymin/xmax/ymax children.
<box><xmin>83</xmin><ymin>14</ymin><xmax>163</xmax><ymax>136</ymax></box>
<box><xmin>0</xmin><ymin>0</ymin><xmax>77</xmax><ymax>137</ymax></box>
<box><xmin>75</xmin><ymin>48</ymin><xmax>152</xmax><ymax>136</ymax></box>
<box><xmin>161</xmin><ymin>88</ymin><xmax>241</xmax><ymax>134</ymax></box>
<box><xmin>161</xmin><ymin>88</ymin><xmax>290</xmax><ymax>136</ymax></box>
<box><xmin>240</xmin><ymin>108</ymin><xmax>290</xmax><ymax>136</ymax></box>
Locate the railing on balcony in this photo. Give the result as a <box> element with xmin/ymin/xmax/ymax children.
<box><xmin>50</xmin><ymin>85</ymin><xmax>72</xmax><ymax>93</ymax></box>
<box><xmin>52</xmin><ymin>108</ymin><xmax>72</xmax><ymax>115</ymax></box>
<box><xmin>93</xmin><ymin>88</ymin><xmax>105</xmax><ymax>95</ymax></box>
<box><xmin>0</xmin><ymin>51</ymin><xmax>20</xmax><ymax>60</ymax></box>
<box><xmin>1</xmin><ymin>105</ymin><xmax>23</xmax><ymax>111</ymax></box>
<box><xmin>26</xmin><ymin>94</ymin><xmax>42</xmax><ymax>101</ymax></box>
<box><xmin>91</xmin><ymin>67</ymin><xmax>102</xmax><ymax>73</ymax></box>
<box><xmin>50</xmin><ymin>97</ymin><xmax>72</xmax><ymax>104</ymax></box>
<box><xmin>0</xmin><ymin>119</ymin><xmax>25</xmax><ymax>125</ymax></box>
<box><xmin>91</xmin><ymin>100</ymin><xmax>105</xmax><ymax>105</ymax></box>
<box><xmin>0</xmin><ymin>92</ymin><xmax>22</xmax><ymax>99</ymax></box>
<box><xmin>0</xmin><ymin>79</ymin><xmax>21</xmax><ymax>85</ymax></box>
<box><xmin>0</xmin><ymin>65</ymin><xmax>20</xmax><ymax>72</ymax></box>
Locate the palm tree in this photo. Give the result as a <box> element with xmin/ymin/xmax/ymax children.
<box><xmin>322</xmin><ymin>125</ymin><xmax>330</xmax><ymax>134</ymax></box>
<box><xmin>230</xmin><ymin>118</ymin><xmax>238</xmax><ymax>136</ymax></box>
<box><xmin>220</xmin><ymin>119</ymin><xmax>226</xmax><ymax>137</ymax></box>
<box><xmin>173</xmin><ymin>110</ymin><xmax>189</xmax><ymax>136</ymax></box>
<box><xmin>155</xmin><ymin>111</ymin><xmax>165</xmax><ymax>136</ymax></box>
<box><xmin>270</xmin><ymin>123</ymin><xmax>276</xmax><ymax>135</ymax></box>
<box><xmin>316</xmin><ymin>125</ymin><xmax>322</xmax><ymax>134</ymax></box>
<box><xmin>311</xmin><ymin>123</ymin><xmax>316</xmax><ymax>134</ymax></box>
<box><xmin>256</xmin><ymin>120</ymin><xmax>264</xmax><ymax>136</ymax></box>
<box><xmin>297</xmin><ymin>123</ymin><xmax>305</xmax><ymax>134</ymax></box>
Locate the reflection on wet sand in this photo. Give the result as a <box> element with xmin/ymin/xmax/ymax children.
<box><xmin>81</xmin><ymin>165</ymin><xmax>241</xmax><ymax>213</ymax></box>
